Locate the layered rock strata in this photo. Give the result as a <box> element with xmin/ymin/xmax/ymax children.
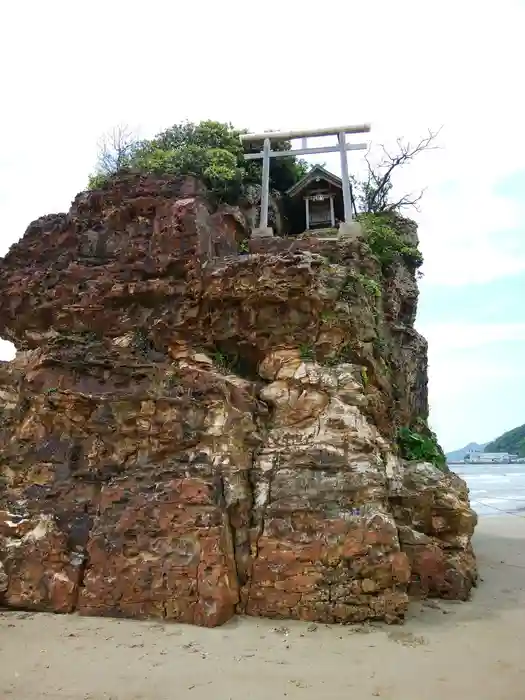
<box><xmin>0</xmin><ymin>174</ymin><xmax>477</xmax><ymax>626</ymax></box>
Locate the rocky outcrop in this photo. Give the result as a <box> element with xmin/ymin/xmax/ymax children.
<box><xmin>241</xmin><ymin>184</ymin><xmax>286</xmax><ymax>236</ymax></box>
<box><xmin>0</xmin><ymin>174</ymin><xmax>477</xmax><ymax>626</ymax></box>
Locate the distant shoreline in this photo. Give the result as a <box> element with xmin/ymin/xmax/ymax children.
<box><xmin>448</xmin><ymin>461</ymin><xmax>524</xmax><ymax>466</ymax></box>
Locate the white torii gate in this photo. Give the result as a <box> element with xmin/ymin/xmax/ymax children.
<box><xmin>240</xmin><ymin>123</ymin><xmax>371</xmax><ymax>238</ymax></box>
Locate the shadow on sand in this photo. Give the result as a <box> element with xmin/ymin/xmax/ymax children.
<box><xmin>400</xmin><ymin>516</ymin><xmax>525</xmax><ymax>633</ymax></box>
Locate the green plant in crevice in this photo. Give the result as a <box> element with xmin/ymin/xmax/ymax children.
<box><xmin>397</xmin><ymin>424</ymin><xmax>447</xmax><ymax>471</ymax></box>
<box><xmin>44</xmin><ymin>386</ymin><xmax>59</xmax><ymax>406</ymax></box>
<box><xmin>360</xmin><ymin>275</ymin><xmax>382</xmax><ymax>299</ymax></box>
<box><xmin>238</xmin><ymin>239</ymin><xmax>249</xmax><ymax>253</ymax></box>
<box><xmin>319</xmin><ymin>309</ymin><xmax>337</xmax><ymax>324</ymax></box>
<box><xmin>87</xmin><ymin>172</ymin><xmax>110</xmax><ymax>190</ymax></box>
<box><xmin>359</xmin><ymin>213</ymin><xmax>423</xmax><ymax>270</ymax></box>
<box><xmin>373</xmin><ymin>336</ymin><xmax>387</xmax><ymax>356</ymax></box>
<box><xmin>348</xmin><ymin>271</ymin><xmax>382</xmax><ymax>300</ymax></box>
<box><xmin>321</xmin><ymin>340</ymin><xmax>358</xmax><ymax>367</ymax></box>
<box><xmin>80</xmin><ymin>331</ymin><xmax>99</xmax><ymax>343</ymax></box>
<box><xmin>360</xmin><ymin>366</ymin><xmax>369</xmax><ymax>387</ymax></box>
<box><xmin>134</xmin><ymin>328</ymin><xmax>153</xmax><ymax>357</ymax></box>
<box><xmin>164</xmin><ymin>368</ymin><xmax>181</xmax><ymax>390</ymax></box>
<box><xmin>299</xmin><ymin>343</ymin><xmax>316</xmax><ymax>361</ymax></box>
<box><xmin>339</xmin><ymin>271</ymin><xmax>365</xmax><ymax>304</ymax></box>
<box><xmin>211</xmin><ymin>349</ymin><xmax>231</xmax><ymax>371</ymax></box>
<box><xmin>339</xmin><ymin>270</ymin><xmax>382</xmax><ymax>305</ymax></box>
<box><xmin>339</xmin><ymin>277</ymin><xmax>354</xmax><ymax>303</ymax></box>
<box><xmin>321</xmin><ymin>350</ymin><xmax>341</xmax><ymax>367</ymax></box>
<box><xmin>208</xmin><ymin>346</ymin><xmax>259</xmax><ymax>380</ymax></box>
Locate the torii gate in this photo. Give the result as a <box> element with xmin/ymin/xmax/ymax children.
<box><xmin>240</xmin><ymin>123</ymin><xmax>371</xmax><ymax>238</ymax></box>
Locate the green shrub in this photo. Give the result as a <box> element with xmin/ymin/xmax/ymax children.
<box><xmin>360</xmin><ymin>214</ymin><xmax>423</xmax><ymax>269</ymax></box>
<box><xmin>88</xmin><ymin>120</ymin><xmax>308</xmax><ymax>204</ymax></box>
<box><xmin>133</xmin><ymin>329</ymin><xmax>153</xmax><ymax>357</ymax></box>
<box><xmin>358</xmin><ymin>274</ymin><xmax>382</xmax><ymax>299</ymax></box>
<box><xmin>299</xmin><ymin>343</ymin><xmax>315</xmax><ymax>361</ymax></box>
<box><xmin>339</xmin><ymin>271</ymin><xmax>382</xmax><ymax>303</ymax></box>
<box><xmin>397</xmin><ymin>425</ymin><xmax>447</xmax><ymax>471</ymax></box>
<box><xmin>131</xmin><ymin>144</ymin><xmax>244</xmax><ymax>201</ymax></box>
<box><xmin>87</xmin><ymin>172</ymin><xmax>110</xmax><ymax>190</ymax></box>
<box><xmin>211</xmin><ymin>349</ymin><xmax>231</xmax><ymax>371</ymax></box>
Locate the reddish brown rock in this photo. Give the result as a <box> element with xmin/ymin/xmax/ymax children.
<box><xmin>0</xmin><ymin>174</ymin><xmax>477</xmax><ymax>627</ymax></box>
<box><xmin>0</xmin><ymin>512</ymin><xmax>83</xmax><ymax>612</ymax></box>
<box><xmin>390</xmin><ymin>463</ymin><xmax>478</xmax><ymax>599</ymax></box>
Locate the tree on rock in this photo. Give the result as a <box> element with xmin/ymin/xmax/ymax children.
<box><xmin>89</xmin><ymin>124</ymin><xmax>140</xmax><ymax>189</ymax></box>
<box><xmin>88</xmin><ymin>120</ymin><xmax>308</xmax><ymax>204</ymax></box>
<box><xmin>352</xmin><ymin>129</ymin><xmax>441</xmax><ymax>214</ymax></box>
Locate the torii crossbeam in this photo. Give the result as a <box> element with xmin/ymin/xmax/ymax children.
<box><xmin>240</xmin><ymin>123</ymin><xmax>371</xmax><ymax>237</ymax></box>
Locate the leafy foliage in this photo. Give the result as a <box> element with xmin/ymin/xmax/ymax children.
<box><xmin>211</xmin><ymin>349</ymin><xmax>232</xmax><ymax>371</ymax></box>
<box><xmin>208</xmin><ymin>345</ymin><xmax>259</xmax><ymax>380</ymax></box>
<box><xmin>485</xmin><ymin>423</ymin><xmax>525</xmax><ymax>457</ymax></box>
<box><xmin>299</xmin><ymin>343</ymin><xmax>315</xmax><ymax>361</ymax></box>
<box><xmin>357</xmin><ymin>273</ymin><xmax>381</xmax><ymax>299</ymax></box>
<box><xmin>87</xmin><ymin>172</ymin><xmax>110</xmax><ymax>190</ymax></box>
<box><xmin>339</xmin><ymin>271</ymin><xmax>382</xmax><ymax>306</ymax></box>
<box><xmin>133</xmin><ymin>328</ymin><xmax>154</xmax><ymax>358</ymax></box>
<box><xmin>360</xmin><ymin>213</ymin><xmax>423</xmax><ymax>269</ymax></box>
<box><xmin>88</xmin><ymin>120</ymin><xmax>308</xmax><ymax>204</ymax></box>
<box><xmin>397</xmin><ymin>424</ymin><xmax>448</xmax><ymax>471</ymax></box>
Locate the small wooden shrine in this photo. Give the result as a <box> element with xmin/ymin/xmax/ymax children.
<box><xmin>240</xmin><ymin>123</ymin><xmax>369</xmax><ymax>237</ymax></box>
<box><xmin>286</xmin><ymin>165</ymin><xmax>345</xmax><ymax>230</ymax></box>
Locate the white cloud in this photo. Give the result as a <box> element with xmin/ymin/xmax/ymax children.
<box><xmin>421</xmin><ymin>320</ymin><xmax>525</xmax><ymax>403</ymax></box>
<box><xmin>421</xmin><ymin>322</ymin><xmax>525</xmax><ymax>448</ymax></box>
<box><xmin>0</xmin><ymin>340</ymin><xmax>15</xmax><ymax>362</ymax></box>
<box><xmin>420</xmin><ymin>322</ymin><xmax>525</xmax><ymax>351</ymax></box>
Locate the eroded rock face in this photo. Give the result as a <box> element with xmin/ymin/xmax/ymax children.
<box><xmin>0</xmin><ymin>174</ymin><xmax>477</xmax><ymax>625</ymax></box>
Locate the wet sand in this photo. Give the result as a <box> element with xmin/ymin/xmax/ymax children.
<box><xmin>1</xmin><ymin>515</ymin><xmax>524</xmax><ymax>700</ymax></box>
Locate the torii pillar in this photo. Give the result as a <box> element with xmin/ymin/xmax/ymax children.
<box><xmin>240</xmin><ymin>123</ymin><xmax>371</xmax><ymax>238</ymax></box>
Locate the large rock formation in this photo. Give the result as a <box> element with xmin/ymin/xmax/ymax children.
<box><xmin>0</xmin><ymin>174</ymin><xmax>477</xmax><ymax>626</ymax></box>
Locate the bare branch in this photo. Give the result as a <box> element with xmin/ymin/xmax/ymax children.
<box><xmin>354</xmin><ymin>127</ymin><xmax>441</xmax><ymax>214</ymax></box>
<box><xmin>385</xmin><ymin>188</ymin><xmax>427</xmax><ymax>213</ymax></box>
<box><xmin>96</xmin><ymin>124</ymin><xmax>139</xmax><ymax>176</ymax></box>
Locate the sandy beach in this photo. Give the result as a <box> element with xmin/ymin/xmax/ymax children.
<box><xmin>1</xmin><ymin>515</ymin><xmax>524</xmax><ymax>700</ymax></box>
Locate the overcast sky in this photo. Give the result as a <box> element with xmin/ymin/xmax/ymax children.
<box><xmin>1</xmin><ymin>0</ymin><xmax>524</xmax><ymax>450</ymax></box>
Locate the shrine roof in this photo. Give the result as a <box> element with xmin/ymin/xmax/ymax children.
<box><xmin>286</xmin><ymin>165</ymin><xmax>342</xmax><ymax>198</ymax></box>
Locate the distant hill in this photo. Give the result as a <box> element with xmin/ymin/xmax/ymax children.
<box><xmin>446</xmin><ymin>442</ymin><xmax>487</xmax><ymax>462</ymax></box>
<box><xmin>485</xmin><ymin>424</ymin><xmax>525</xmax><ymax>457</ymax></box>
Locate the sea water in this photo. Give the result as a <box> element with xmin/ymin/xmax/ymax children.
<box><xmin>450</xmin><ymin>463</ymin><xmax>525</xmax><ymax>517</ymax></box>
